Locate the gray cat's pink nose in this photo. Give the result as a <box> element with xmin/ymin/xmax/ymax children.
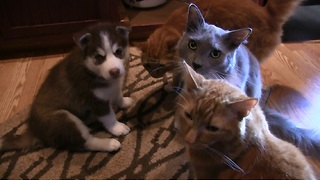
<box><xmin>109</xmin><ymin>68</ymin><xmax>120</xmax><ymax>78</ymax></box>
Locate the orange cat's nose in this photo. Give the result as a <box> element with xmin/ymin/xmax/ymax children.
<box><xmin>185</xmin><ymin>129</ymin><xmax>198</xmax><ymax>144</ymax></box>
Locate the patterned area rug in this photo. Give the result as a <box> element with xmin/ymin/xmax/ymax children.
<box><xmin>0</xmin><ymin>47</ymin><xmax>271</xmax><ymax>179</ymax></box>
<box><xmin>0</xmin><ymin>47</ymin><xmax>190</xmax><ymax>179</ymax></box>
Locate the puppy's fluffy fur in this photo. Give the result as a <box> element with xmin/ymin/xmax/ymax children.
<box><xmin>0</xmin><ymin>22</ymin><xmax>133</xmax><ymax>152</ymax></box>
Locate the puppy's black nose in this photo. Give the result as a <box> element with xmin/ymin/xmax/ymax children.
<box><xmin>192</xmin><ymin>62</ymin><xmax>202</xmax><ymax>70</ymax></box>
<box><xmin>109</xmin><ymin>68</ymin><xmax>120</xmax><ymax>79</ymax></box>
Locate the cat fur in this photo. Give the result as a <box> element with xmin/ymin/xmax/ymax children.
<box><xmin>178</xmin><ymin>4</ymin><xmax>262</xmax><ymax>99</ymax></box>
<box><xmin>174</xmin><ymin>62</ymin><xmax>315</xmax><ymax>179</ymax></box>
<box><xmin>137</xmin><ymin>0</ymin><xmax>304</xmax><ymax>78</ymax></box>
<box><xmin>181</xmin><ymin>3</ymin><xmax>320</xmax><ymax>160</ymax></box>
<box><xmin>148</xmin><ymin>2</ymin><xmax>320</xmax><ymax>160</ymax></box>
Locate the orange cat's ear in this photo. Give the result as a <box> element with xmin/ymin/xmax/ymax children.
<box><xmin>229</xmin><ymin>98</ymin><xmax>258</xmax><ymax>120</ymax></box>
<box><xmin>133</xmin><ymin>41</ymin><xmax>148</xmax><ymax>52</ymax></box>
<box><xmin>224</xmin><ymin>28</ymin><xmax>252</xmax><ymax>49</ymax></box>
<box><xmin>182</xmin><ymin>61</ymin><xmax>205</xmax><ymax>92</ymax></box>
<box><xmin>167</xmin><ymin>37</ymin><xmax>179</xmax><ymax>52</ymax></box>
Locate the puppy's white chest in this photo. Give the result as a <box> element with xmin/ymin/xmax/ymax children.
<box><xmin>93</xmin><ymin>83</ymin><xmax>119</xmax><ymax>102</ymax></box>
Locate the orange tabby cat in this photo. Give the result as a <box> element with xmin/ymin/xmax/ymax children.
<box><xmin>137</xmin><ymin>0</ymin><xmax>303</xmax><ymax>78</ymax></box>
<box><xmin>174</xmin><ymin>62</ymin><xmax>315</xmax><ymax>179</ymax></box>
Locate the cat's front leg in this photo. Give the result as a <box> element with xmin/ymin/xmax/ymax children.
<box><xmin>98</xmin><ymin>104</ymin><xmax>130</xmax><ymax>136</ymax></box>
<box><xmin>164</xmin><ymin>72</ymin><xmax>183</xmax><ymax>92</ymax></box>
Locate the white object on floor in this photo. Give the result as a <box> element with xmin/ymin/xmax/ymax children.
<box><xmin>123</xmin><ymin>0</ymin><xmax>167</xmax><ymax>8</ymax></box>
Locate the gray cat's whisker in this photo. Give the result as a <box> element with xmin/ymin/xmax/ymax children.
<box><xmin>150</xmin><ymin>66</ymin><xmax>167</xmax><ymax>73</ymax></box>
<box><xmin>208</xmin><ymin>72</ymin><xmax>225</xmax><ymax>80</ymax></box>
<box><xmin>177</xmin><ymin>88</ymin><xmax>188</xmax><ymax>95</ymax></box>
<box><xmin>174</xmin><ymin>90</ymin><xmax>189</xmax><ymax>105</ymax></box>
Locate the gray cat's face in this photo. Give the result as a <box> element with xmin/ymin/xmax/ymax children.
<box><xmin>178</xmin><ymin>4</ymin><xmax>251</xmax><ymax>79</ymax></box>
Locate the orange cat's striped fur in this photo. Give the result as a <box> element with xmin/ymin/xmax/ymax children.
<box><xmin>174</xmin><ymin>62</ymin><xmax>315</xmax><ymax>179</ymax></box>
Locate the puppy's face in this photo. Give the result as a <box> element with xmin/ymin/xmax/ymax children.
<box><xmin>74</xmin><ymin>23</ymin><xmax>130</xmax><ymax>80</ymax></box>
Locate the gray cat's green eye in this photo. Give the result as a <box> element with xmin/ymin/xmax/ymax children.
<box><xmin>188</xmin><ymin>40</ymin><xmax>197</xmax><ymax>50</ymax></box>
<box><xmin>210</xmin><ymin>50</ymin><xmax>221</xmax><ymax>58</ymax></box>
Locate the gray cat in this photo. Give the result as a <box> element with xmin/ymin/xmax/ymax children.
<box><xmin>176</xmin><ymin>3</ymin><xmax>320</xmax><ymax>159</ymax></box>
<box><xmin>178</xmin><ymin>4</ymin><xmax>262</xmax><ymax>99</ymax></box>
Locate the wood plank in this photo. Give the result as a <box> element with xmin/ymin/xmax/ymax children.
<box><xmin>261</xmin><ymin>41</ymin><xmax>320</xmax><ymax>129</ymax></box>
<box><xmin>0</xmin><ymin>51</ymin><xmax>64</xmax><ymax>122</ymax></box>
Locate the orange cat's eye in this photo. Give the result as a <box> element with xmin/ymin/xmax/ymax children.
<box><xmin>188</xmin><ymin>40</ymin><xmax>197</xmax><ymax>50</ymax></box>
<box><xmin>184</xmin><ymin>111</ymin><xmax>192</xmax><ymax>120</ymax></box>
<box><xmin>206</xmin><ymin>125</ymin><xmax>219</xmax><ymax>132</ymax></box>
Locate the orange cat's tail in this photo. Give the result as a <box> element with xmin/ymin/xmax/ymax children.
<box><xmin>265</xmin><ymin>0</ymin><xmax>304</xmax><ymax>25</ymax></box>
<box><xmin>264</xmin><ymin>108</ymin><xmax>320</xmax><ymax>160</ymax></box>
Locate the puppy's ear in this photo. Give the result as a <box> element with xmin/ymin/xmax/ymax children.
<box><xmin>116</xmin><ymin>25</ymin><xmax>131</xmax><ymax>39</ymax></box>
<box><xmin>73</xmin><ymin>31</ymin><xmax>92</xmax><ymax>49</ymax></box>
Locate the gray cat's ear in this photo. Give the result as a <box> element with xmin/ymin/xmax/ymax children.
<box><xmin>186</xmin><ymin>4</ymin><xmax>205</xmax><ymax>33</ymax></box>
<box><xmin>73</xmin><ymin>31</ymin><xmax>92</xmax><ymax>50</ymax></box>
<box><xmin>116</xmin><ymin>25</ymin><xmax>131</xmax><ymax>39</ymax></box>
<box><xmin>228</xmin><ymin>98</ymin><xmax>258</xmax><ymax>120</ymax></box>
<box><xmin>182</xmin><ymin>61</ymin><xmax>205</xmax><ymax>92</ymax></box>
<box><xmin>224</xmin><ymin>28</ymin><xmax>252</xmax><ymax>49</ymax></box>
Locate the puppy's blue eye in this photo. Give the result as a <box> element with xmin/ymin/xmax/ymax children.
<box><xmin>210</xmin><ymin>50</ymin><xmax>221</xmax><ymax>58</ymax></box>
<box><xmin>188</xmin><ymin>40</ymin><xmax>197</xmax><ymax>50</ymax></box>
<box><xmin>94</xmin><ymin>54</ymin><xmax>105</xmax><ymax>63</ymax></box>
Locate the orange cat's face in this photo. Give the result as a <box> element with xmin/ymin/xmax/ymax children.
<box><xmin>135</xmin><ymin>26</ymin><xmax>182</xmax><ymax>78</ymax></box>
<box><xmin>174</xmin><ymin>62</ymin><xmax>258</xmax><ymax>152</ymax></box>
<box><xmin>176</xmin><ymin>95</ymin><xmax>243</xmax><ymax>149</ymax></box>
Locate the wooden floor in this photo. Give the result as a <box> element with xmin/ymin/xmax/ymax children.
<box><xmin>0</xmin><ymin>41</ymin><xmax>319</xmax><ymax>177</ymax></box>
<box><xmin>261</xmin><ymin>41</ymin><xmax>320</xmax><ymax>129</ymax></box>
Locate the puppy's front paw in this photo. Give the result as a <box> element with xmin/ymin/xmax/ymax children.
<box><xmin>107</xmin><ymin>122</ymin><xmax>130</xmax><ymax>136</ymax></box>
<box><xmin>106</xmin><ymin>138</ymin><xmax>121</xmax><ymax>152</ymax></box>
<box><xmin>119</xmin><ymin>97</ymin><xmax>133</xmax><ymax>109</ymax></box>
<box><xmin>85</xmin><ymin>137</ymin><xmax>121</xmax><ymax>152</ymax></box>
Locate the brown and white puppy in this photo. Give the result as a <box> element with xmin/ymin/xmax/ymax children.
<box><xmin>0</xmin><ymin>22</ymin><xmax>133</xmax><ymax>152</ymax></box>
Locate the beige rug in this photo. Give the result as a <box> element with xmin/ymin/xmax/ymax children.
<box><xmin>0</xmin><ymin>47</ymin><xmax>270</xmax><ymax>179</ymax></box>
<box><xmin>0</xmin><ymin>47</ymin><xmax>190</xmax><ymax>179</ymax></box>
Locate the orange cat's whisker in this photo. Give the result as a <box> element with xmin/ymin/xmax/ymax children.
<box><xmin>204</xmin><ymin>147</ymin><xmax>245</xmax><ymax>174</ymax></box>
<box><xmin>176</xmin><ymin>102</ymin><xmax>187</xmax><ymax>110</ymax></box>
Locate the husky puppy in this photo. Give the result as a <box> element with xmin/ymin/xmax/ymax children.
<box><xmin>0</xmin><ymin>22</ymin><xmax>133</xmax><ymax>152</ymax></box>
